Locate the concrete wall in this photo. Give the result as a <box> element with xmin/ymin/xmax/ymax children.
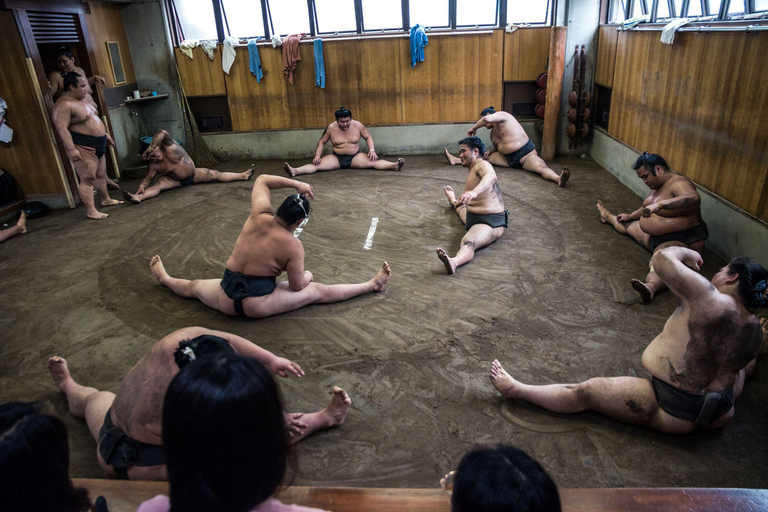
<box><xmin>591</xmin><ymin>129</ymin><xmax>768</xmax><ymax>268</ymax></box>
<box><xmin>203</xmin><ymin>122</ymin><xmax>542</xmax><ymax>161</ymax></box>
<box><xmin>108</xmin><ymin>106</ymin><xmax>143</xmax><ymax>170</ymax></box>
<box><xmin>122</xmin><ymin>0</ymin><xmax>185</xmax><ymax>147</ymax></box>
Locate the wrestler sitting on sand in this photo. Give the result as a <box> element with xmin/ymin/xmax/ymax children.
<box><xmin>149</xmin><ymin>174</ymin><xmax>391</xmax><ymax>318</ymax></box>
<box><xmin>437</xmin><ymin>137</ymin><xmax>508</xmax><ymax>274</ymax></box>
<box><xmin>48</xmin><ymin>327</ymin><xmax>352</xmax><ymax>480</ymax></box>
<box><xmin>284</xmin><ymin>106</ymin><xmax>404</xmax><ymax>176</ymax></box>
<box><xmin>122</xmin><ymin>130</ymin><xmax>254</xmax><ymax>204</ymax></box>
<box><xmin>597</xmin><ymin>152</ymin><xmax>708</xmax><ymax>303</ymax></box>
<box><xmin>445</xmin><ymin>106</ymin><xmax>569</xmax><ymax>187</ymax></box>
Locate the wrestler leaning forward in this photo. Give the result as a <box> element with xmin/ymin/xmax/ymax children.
<box><xmin>597</xmin><ymin>152</ymin><xmax>708</xmax><ymax>303</ymax></box>
<box><xmin>491</xmin><ymin>246</ymin><xmax>767</xmax><ymax>434</ymax></box>
<box><xmin>149</xmin><ymin>174</ymin><xmax>391</xmax><ymax>318</ymax></box>
<box><xmin>284</xmin><ymin>106</ymin><xmax>404</xmax><ymax>176</ymax></box>
<box><xmin>445</xmin><ymin>106</ymin><xmax>570</xmax><ymax>187</ymax></box>
<box><xmin>47</xmin><ymin>327</ymin><xmax>352</xmax><ymax>480</ymax></box>
<box><xmin>122</xmin><ymin>129</ymin><xmax>254</xmax><ymax>204</ymax></box>
<box><xmin>437</xmin><ymin>136</ymin><xmax>508</xmax><ymax>274</ymax></box>
<box><xmin>51</xmin><ymin>72</ymin><xmax>122</xmax><ymax>220</ymax></box>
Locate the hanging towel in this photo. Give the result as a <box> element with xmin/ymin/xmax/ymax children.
<box><xmin>179</xmin><ymin>39</ymin><xmax>199</xmax><ymax>59</ymax></box>
<box><xmin>409</xmin><ymin>24</ymin><xmax>428</xmax><ymax>69</ymax></box>
<box><xmin>247</xmin><ymin>39</ymin><xmax>264</xmax><ymax>82</ymax></box>
<box><xmin>282</xmin><ymin>34</ymin><xmax>301</xmax><ymax>84</ymax></box>
<box><xmin>621</xmin><ymin>14</ymin><xmax>650</xmax><ymax>29</ymax></box>
<box><xmin>222</xmin><ymin>36</ymin><xmax>237</xmax><ymax>74</ymax></box>
<box><xmin>660</xmin><ymin>18</ymin><xmax>692</xmax><ymax>44</ymax></box>
<box><xmin>313</xmin><ymin>38</ymin><xmax>325</xmax><ymax>89</ymax></box>
<box><xmin>272</xmin><ymin>34</ymin><xmax>282</xmax><ymax>47</ymax></box>
<box><xmin>200</xmin><ymin>40</ymin><xmax>217</xmax><ymax>61</ymax></box>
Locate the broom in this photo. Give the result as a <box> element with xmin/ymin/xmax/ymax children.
<box><xmin>175</xmin><ymin>63</ymin><xmax>219</xmax><ymax>168</ymax></box>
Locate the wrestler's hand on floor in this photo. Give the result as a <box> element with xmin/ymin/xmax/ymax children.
<box><xmin>67</xmin><ymin>148</ymin><xmax>82</xmax><ymax>162</ymax></box>
<box><xmin>285</xmin><ymin>412</ymin><xmax>309</xmax><ymax>439</ymax></box>
<box><xmin>368</xmin><ymin>150</ymin><xmax>378</xmax><ymax>161</ymax></box>
<box><xmin>271</xmin><ymin>356</ymin><xmax>305</xmax><ymax>378</ymax></box>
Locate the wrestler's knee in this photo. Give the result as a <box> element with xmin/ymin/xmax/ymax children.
<box><xmin>80</xmin><ymin>175</ymin><xmax>96</xmax><ymax>186</ymax></box>
<box><xmin>461</xmin><ymin>239</ymin><xmax>477</xmax><ymax>250</ymax></box>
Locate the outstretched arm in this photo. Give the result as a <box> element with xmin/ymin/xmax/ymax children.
<box><xmin>360</xmin><ymin>125</ymin><xmax>378</xmax><ymax>160</ymax></box>
<box><xmin>468</xmin><ymin>112</ymin><xmax>505</xmax><ymax>136</ymax></box>
<box><xmin>312</xmin><ymin>126</ymin><xmax>332</xmax><ymax>164</ymax></box>
<box><xmin>88</xmin><ymin>75</ymin><xmax>106</xmax><ymax>87</ymax></box>
<box><xmin>616</xmin><ymin>206</ymin><xmax>647</xmax><ymax>223</ymax></box>
<box><xmin>642</xmin><ymin>180</ymin><xmax>701</xmax><ymax>217</ymax></box>
<box><xmin>136</xmin><ymin>168</ymin><xmax>158</xmax><ymax>195</ymax></box>
<box><xmin>650</xmin><ymin>246</ymin><xmax>713</xmax><ymax>302</ymax></box>
<box><xmin>250</xmin><ymin>175</ymin><xmax>314</xmax><ymax>215</ymax></box>
<box><xmin>458</xmin><ymin>167</ymin><xmax>498</xmax><ymax>204</ymax></box>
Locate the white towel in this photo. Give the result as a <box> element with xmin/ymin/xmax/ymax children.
<box><xmin>660</xmin><ymin>18</ymin><xmax>691</xmax><ymax>44</ymax></box>
<box><xmin>179</xmin><ymin>39</ymin><xmax>199</xmax><ymax>59</ymax></box>
<box><xmin>223</xmin><ymin>36</ymin><xmax>237</xmax><ymax>74</ymax></box>
<box><xmin>200</xmin><ymin>40</ymin><xmax>217</xmax><ymax>61</ymax></box>
<box><xmin>272</xmin><ymin>34</ymin><xmax>282</xmax><ymax>47</ymax></box>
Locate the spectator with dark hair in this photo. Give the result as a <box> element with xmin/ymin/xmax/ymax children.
<box><xmin>47</xmin><ymin>327</ymin><xmax>349</xmax><ymax>480</ymax></box>
<box><xmin>0</xmin><ymin>401</ymin><xmax>92</xmax><ymax>512</ymax></box>
<box><xmin>597</xmin><ymin>151</ymin><xmax>708</xmax><ymax>303</ymax></box>
<box><xmin>48</xmin><ymin>45</ymin><xmax>106</xmax><ymax>100</ymax></box>
<box><xmin>284</xmin><ymin>106</ymin><xmax>404</xmax><ymax>176</ymax></box>
<box><xmin>436</xmin><ymin>136</ymin><xmax>509</xmax><ymax>274</ymax></box>
<box><xmin>445</xmin><ymin>445</ymin><xmax>561</xmax><ymax>512</ymax></box>
<box><xmin>149</xmin><ymin>175</ymin><xmax>391</xmax><ymax>319</ymax></box>
<box><xmin>137</xmin><ymin>354</ymin><xmax>329</xmax><ymax>512</ymax></box>
<box><xmin>491</xmin><ymin>247</ymin><xmax>767</xmax><ymax>434</ymax></box>
<box><xmin>444</xmin><ymin>106</ymin><xmax>569</xmax><ymax>187</ymax></box>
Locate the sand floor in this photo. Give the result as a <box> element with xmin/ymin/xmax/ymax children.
<box><xmin>0</xmin><ymin>154</ymin><xmax>766</xmax><ymax>489</ymax></box>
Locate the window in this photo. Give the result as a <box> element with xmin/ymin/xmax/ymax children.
<box><xmin>688</xmin><ymin>0</ymin><xmax>703</xmax><ymax>16</ymax></box>
<box><xmin>269</xmin><ymin>0</ymin><xmax>311</xmax><ymax>36</ymax></box>
<box><xmin>507</xmin><ymin>0</ymin><xmax>550</xmax><ymax>24</ymax></box>
<box><xmin>656</xmin><ymin>0</ymin><xmax>671</xmax><ymax>18</ymax></box>
<box><xmin>728</xmin><ymin>0</ymin><xmax>745</xmax><ymax>14</ymax></box>
<box><xmin>632</xmin><ymin>0</ymin><xmax>645</xmax><ymax>16</ymax></box>
<box><xmin>221</xmin><ymin>0</ymin><xmax>265</xmax><ymax>39</ymax></box>
<box><xmin>457</xmin><ymin>0</ymin><xmax>497</xmax><ymax>26</ymax></box>
<box><xmin>757</xmin><ymin>0</ymin><xmax>768</xmax><ymax>12</ymax></box>
<box><xmin>610</xmin><ymin>0</ymin><xmax>627</xmax><ymax>22</ymax></box>
<box><xmin>361</xmin><ymin>0</ymin><xmax>403</xmax><ymax>31</ymax></box>
<box><xmin>315</xmin><ymin>0</ymin><xmax>358</xmax><ymax>33</ymax></box>
<box><xmin>175</xmin><ymin>0</ymin><xmax>218</xmax><ymax>40</ymax></box>
<box><xmin>708</xmin><ymin>0</ymin><xmax>722</xmax><ymax>15</ymax></box>
<box><xmin>409</xmin><ymin>0</ymin><xmax>450</xmax><ymax>28</ymax></box>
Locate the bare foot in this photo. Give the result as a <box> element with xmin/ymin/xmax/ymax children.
<box><xmin>150</xmin><ymin>255</ymin><xmax>169</xmax><ymax>284</ymax></box>
<box><xmin>122</xmin><ymin>191</ymin><xmax>141</xmax><ymax>204</ymax></box>
<box><xmin>323</xmin><ymin>386</ymin><xmax>352</xmax><ymax>428</ymax></box>
<box><xmin>443</xmin><ymin>186</ymin><xmax>458</xmax><ymax>208</ymax></box>
<box><xmin>17</xmin><ymin>211</ymin><xmax>27</xmax><ymax>234</ymax></box>
<box><xmin>107</xmin><ymin>179</ymin><xmax>120</xmax><ymax>190</ymax></box>
<box><xmin>101</xmin><ymin>198</ymin><xmax>123</xmax><ymax>207</ymax></box>
<box><xmin>631</xmin><ymin>279</ymin><xmax>654</xmax><ymax>303</ymax></box>
<box><xmin>436</xmin><ymin>247</ymin><xmax>456</xmax><ymax>275</ymax></box>
<box><xmin>490</xmin><ymin>359</ymin><xmax>520</xmax><ymax>400</ymax></box>
<box><xmin>242</xmin><ymin>164</ymin><xmax>255</xmax><ymax>181</ymax></box>
<box><xmin>284</xmin><ymin>163</ymin><xmax>296</xmax><ymax>177</ymax></box>
<box><xmin>47</xmin><ymin>356</ymin><xmax>75</xmax><ymax>394</ymax></box>
<box><xmin>444</xmin><ymin>149</ymin><xmax>460</xmax><ymax>166</ymax></box>
<box><xmin>371</xmin><ymin>262</ymin><xmax>391</xmax><ymax>291</ymax></box>
<box><xmin>395</xmin><ymin>158</ymin><xmax>405</xmax><ymax>171</ymax></box>
<box><xmin>87</xmin><ymin>211</ymin><xmax>108</xmax><ymax>220</ymax></box>
<box><xmin>558</xmin><ymin>167</ymin><xmax>571</xmax><ymax>187</ymax></box>
<box><xmin>596</xmin><ymin>200</ymin><xmax>613</xmax><ymax>224</ymax></box>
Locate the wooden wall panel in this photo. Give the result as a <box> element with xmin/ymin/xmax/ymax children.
<box><xmin>175</xmin><ymin>46</ymin><xmax>226</xmax><ymax>96</ymax></box>
<box><xmin>607</xmin><ymin>30</ymin><xmax>768</xmax><ymax>222</ymax></box>
<box><xmin>595</xmin><ymin>25</ymin><xmax>618</xmax><ymax>87</ymax></box>
<box><xmin>359</xmin><ymin>38</ymin><xmax>403</xmax><ymax>125</ymax></box>
<box><xmin>399</xmin><ymin>37</ymin><xmax>441</xmax><ymax>124</ymax></box>
<box><xmin>503</xmin><ymin>28</ymin><xmax>551</xmax><ymax>81</ymax></box>
<box><xmin>0</xmin><ymin>11</ymin><xmax>66</xmax><ymax>198</ymax></box>
<box><xmin>84</xmin><ymin>2</ymin><xmax>136</xmax><ymax>87</ymax></box>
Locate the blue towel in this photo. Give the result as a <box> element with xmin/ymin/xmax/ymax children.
<box><xmin>314</xmin><ymin>38</ymin><xmax>325</xmax><ymax>89</ymax></box>
<box><xmin>410</xmin><ymin>24</ymin><xmax>428</xmax><ymax>69</ymax></box>
<box><xmin>247</xmin><ymin>38</ymin><xmax>263</xmax><ymax>82</ymax></box>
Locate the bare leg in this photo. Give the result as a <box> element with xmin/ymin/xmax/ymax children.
<box><xmin>123</xmin><ymin>176</ymin><xmax>181</xmax><ymax>204</ymax></box>
<box><xmin>489</xmin><ymin>360</ymin><xmax>695</xmax><ymax>434</ymax></box>
<box><xmin>287</xmin><ymin>387</ymin><xmax>352</xmax><ymax>445</ymax></box>
<box><xmin>444</xmin><ymin>149</ymin><xmax>461</xmax><ymax>166</ymax></box>
<box><xmin>0</xmin><ymin>212</ymin><xmax>26</xmax><ymax>243</ymax></box>
<box><xmin>351</xmin><ymin>154</ymin><xmax>404</xmax><ymax>171</ymax></box>
<box><xmin>74</xmin><ymin>154</ymin><xmax>108</xmax><ymax>220</ymax></box>
<box><xmin>437</xmin><ymin>223</ymin><xmax>504</xmax><ymax>275</ymax></box>
<box><xmin>520</xmin><ymin>151</ymin><xmax>565</xmax><ymax>185</ymax></box>
<box><xmin>596</xmin><ymin>201</ymin><xmax>629</xmax><ymax>235</ymax></box>
<box><xmin>285</xmin><ymin>155</ymin><xmax>341</xmax><ymax>176</ymax></box>
<box><xmin>194</xmin><ymin>165</ymin><xmax>254</xmax><ymax>183</ymax></box>
<box><xmin>96</xmin><ymin>156</ymin><xmax>123</xmax><ymax>208</ymax></box>
<box><xmin>106</xmin><ymin>177</ymin><xmax>120</xmax><ymax>190</ymax></box>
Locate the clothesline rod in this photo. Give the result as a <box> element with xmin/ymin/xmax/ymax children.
<box><xmin>622</xmin><ymin>24</ymin><xmax>768</xmax><ymax>31</ymax></box>
<box><xmin>244</xmin><ymin>29</ymin><xmax>494</xmax><ymax>46</ymax></box>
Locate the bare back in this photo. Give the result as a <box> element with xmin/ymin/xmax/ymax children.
<box><xmin>640</xmin><ymin>173</ymin><xmax>702</xmax><ymax>236</ymax></box>
<box><xmin>327</xmin><ymin>120</ymin><xmax>366</xmax><ymax>155</ymax></box>
<box><xmin>464</xmin><ymin>159</ymin><xmax>505</xmax><ymax>215</ymax></box>
<box><xmin>489</xmin><ymin>111</ymin><xmax>531</xmax><ymax>154</ymax></box>
<box><xmin>226</xmin><ymin>212</ymin><xmax>303</xmax><ymax>276</ymax></box>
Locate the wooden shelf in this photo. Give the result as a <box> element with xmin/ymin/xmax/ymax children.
<box><xmin>122</xmin><ymin>94</ymin><xmax>168</xmax><ymax>106</ymax></box>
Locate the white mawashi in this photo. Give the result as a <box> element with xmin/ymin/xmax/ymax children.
<box><xmin>363</xmin><ymin>217</ymin><xmax>379</xmax><ymax>250</ymax></box>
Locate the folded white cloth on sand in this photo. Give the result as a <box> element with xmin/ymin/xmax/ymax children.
<box><xmin>200</xmin><ymin>40</ymin><xmax>217</xmax><ymax>61</ymax></box>
<box><xmin>179</xmin><ymin>39</ymin><xmax>199</xmax><ymax>59</ymax></box>
<box><xmin>661</xmin><ymin>18</ymin><xmax>692</xmax><ymax>44</ymax></box>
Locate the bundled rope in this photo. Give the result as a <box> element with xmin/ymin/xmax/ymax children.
<box><xmin>175</xmin><ymin>63</ymin><xmax>219</xmax><ymax>168</ymax></box>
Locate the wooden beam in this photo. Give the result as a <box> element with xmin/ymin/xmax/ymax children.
<box><xmin>541</xmin><ymin>26</ymin><xmax>567</xmax><ymax>161</ymax></box>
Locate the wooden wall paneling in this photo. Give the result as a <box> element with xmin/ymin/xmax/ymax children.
<box><xmin>358</xmin><ymin>38</ymin><xmax>403</xmax><ymax>126</ymax></box>
<box><xmin>399</xmin><ymin>37</ymin><xmax>441</xmax><ymax>124</ymax></box>
<box><xmin>84</xmin><ymin>2</ymin><xmax>136</xmax><ymax>88</ymax></box>
<box><xmin>318</xmin><ymin>41</ymin><xmax>361</xmax><ymax>127</ymax></box>
<box><xmin>175</xmin><ymin>46</ymin><xmax>226</xmax><ymax>96</ymax></box>
<box><xmin>608</xmin><ymin>31</ymin><xmax>651</xmax><ymax>148</ymax></box>
<box><xmin>227</xmin><ymin>47</ymin><xmax>273</xmax><ymax>131</ymax></box>
<box><xmin>503</xmin><ymin>30</ymin><xmax>520</xmax><ymax>81</ymax></box>
<box><xmin>284</xmin><ymin>43</ymin><xmax>327</xmax><ymax>129</ymax></box>
<box><xmin>595</xmin><ymin>25</ymin><xmax>618</xmax><ymax>87</ymax></box>
<box><xmin>517</xmin><ymin>28</ymin><xmax>551</xmax><ymax>80</ymax></box>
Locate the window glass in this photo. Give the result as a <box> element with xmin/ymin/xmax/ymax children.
<box><xmin>727</xmin><ymin>0</ymin><xmax>745</xmax><ymax>13</ymax></box>
<box><xmin>316</xmin><ymin>0</ymin><xmax>357</xmax><ymax>33</ymax></box>
<box><xmin>631</xmin><ymin>0</ymin><xmax>644</xmax><ymax>17</ymax></box>
<box><xmin>708</xmin><ymin>0</ymin><xmax>722</xmax><ymax>16</ymax></box>
<box><xmin>221</xmin><ymin>0</ymin><xmax>265</xmax><ymax>38</ymax></box>
<box><xmin>409</xmin><ymin>0</ymin><xmax>450</xmax><ymax>28</ymax></box>
<box><xmin>656</xmin><ymin>0</ymin><xmax>671</xmax><ymax>18</ymax></box>
<box><xmin>269</xmin><ymin>0</ymin><xmax>311</xmax><ymax>35</ymax></box>
<box><xmin>457</xmin><ymin>0</ymin><xmax>497</xmax><ymax>26</ymax></box>
<box><xmin>673</xmin><ymin>0</ymin><xmax>684</xmax><ymax>15</ymax></box>
<box><xmin>361</xmin><ymin>0</ymin><xmax>403</xmax><ymax>30</ymax></box>
<box><xmin>610</xmin><ymin>0</ymin><xmax>627</xmax><ymax>22</ymax></box>
<box><xmin>176</xmin><ymin>0</ymin><xmax>218</xmax><ymax>40</ymax></box>
<box><xmin>756</xmin><ymin>0</ymin><xmax>768</xmax><ymax>11</ymax></box>
<box><xmin>688</xmin><ymin>0</ymin><xmax>702</xmax><ymax>16</ymax></box>
<box><xmin>507</xmin><ymin>0</ymin><xmax>550</xmax><ymax>23</ymax></box>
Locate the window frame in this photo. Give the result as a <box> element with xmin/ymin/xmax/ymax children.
<box><xmin>604</xmin><ymin>0</ymin><xmax>768</xmax><ymax>24</ymax></box>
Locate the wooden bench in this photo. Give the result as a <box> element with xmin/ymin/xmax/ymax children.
<box><xmin>73</xmin><ymin>479</ymin><xmax>768</xmax><ymax>512</ymax></box>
